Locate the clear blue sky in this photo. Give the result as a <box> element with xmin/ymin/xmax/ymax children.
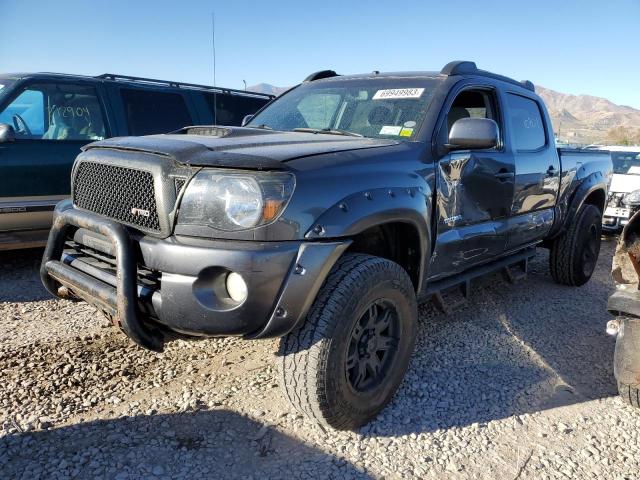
<box><xmin>1</xmin><ymin>0</ymin><xmax>639</xmax><ymax>107</ymax></box>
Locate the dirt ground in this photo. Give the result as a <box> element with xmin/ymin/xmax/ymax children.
<box><xmin>1</xmin><ymin>238</ymin><xmax>639</xmax><ymax>479</ymax></box>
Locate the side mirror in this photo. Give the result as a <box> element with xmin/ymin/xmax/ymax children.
<box><xmin>241</xmin><ymin>114</ymin><xmax>254</xmax><ymax>127</ymax></box>
<box><xmin>0</xmin><ymin>123</ymin><xmax>16</xmax><ymax>143</ymax></box>
<box><xmin>447</xmin><ymin>117</ymin><xmax>498</xmax><ymax>151</ymax></box>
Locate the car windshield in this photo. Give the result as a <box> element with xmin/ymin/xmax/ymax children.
<box><xmin>248</xmin><ymin>76</ymin><xmax>440</xmax><ymax>140</ymax></box>
<box><xmin>612</xmin><ymin>151</ymin><xmax>640</xmax><ymax>174</ymax></box>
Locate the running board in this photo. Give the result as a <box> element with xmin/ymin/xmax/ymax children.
<box><xmin>423</xmin><ymin>247</ymin><xmax>536</xmax><ymax>314</ymax></box>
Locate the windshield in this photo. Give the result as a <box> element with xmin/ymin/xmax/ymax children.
<box><xmin>248</xmin><ymin>77</ymin><xmax>440</xmax><ymax>140</ymax></box>
<box><xmin>612</xmin><ymin>151</ymin><xmax>640</xmax><ymax>174</ymax></box>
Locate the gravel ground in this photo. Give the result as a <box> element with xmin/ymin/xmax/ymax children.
<box><xmin>1</xmin><ymin>238</ymin><xmax>639</xmax><ymax>479</ymax></box>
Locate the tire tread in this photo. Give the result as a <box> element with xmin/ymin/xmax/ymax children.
<box><xmin>619</xmin><ymin>382</ymin><xmax>640</xmax><ymax>408</ymax></box>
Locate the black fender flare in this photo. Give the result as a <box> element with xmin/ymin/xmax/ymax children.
<box><xmin>305</xmin><ymin>186</ymin><xmax>431</xmax><ymax>292</ymax></box>
<box><xmin>549</xmin><ymin>171</ymin><xmax>607</xmax><ymax>239</ymax></box>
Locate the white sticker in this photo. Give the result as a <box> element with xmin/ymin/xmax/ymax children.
<box><xmin>379</xmin><ymin>125</ymin><xmax>402</xmax><ymax>135</ymax></box>
<box><xmin>404</xmin><ymin>120</ymin><xmax>416</xmax><ymax>128</ymax></box>
<box><xmin>373</xmin><ymin>88</ymin><xmax>424</xmax><ymax>100</ymax></box>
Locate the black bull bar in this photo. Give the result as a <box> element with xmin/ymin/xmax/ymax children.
<box><xmin>40</xmin><ymin>203</ymin><xmax>164</xmax><ymax>351</ymax></box>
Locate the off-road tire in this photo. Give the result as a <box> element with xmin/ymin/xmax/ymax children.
<box><xmin>549</xmin><ymin>204</ymin><xmax>602</xmax><ymax>286</ymax></box>
<box><xmin>278</xmin><ymin>253</ymin><xmax>418</xmax><ymax>430</ymax></box>
<box><xmin>618</xmin><ymin>382</ymin><xmax>640</xmax><ymax>408</ymax></box>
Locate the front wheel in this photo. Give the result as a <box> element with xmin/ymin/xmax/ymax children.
<box><xmin>549</xmin><ymin>204</ymin><xmax>602</xmax><ymax>286</ymax></box>
<box><xmin>278</xmin><ymin>253</ymin><xmax>418</xmax><ymax>430</ymax></box>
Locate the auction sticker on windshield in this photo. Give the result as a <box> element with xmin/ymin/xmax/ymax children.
<box><xmin>373</xmin><ymin>88</ymin><xmax>424</xmax><ymax>100</ymax></box>
<box><xmin>379</xmin><ymin>126</ymin><xmax>402</xmax><ymax>135</ymax></box>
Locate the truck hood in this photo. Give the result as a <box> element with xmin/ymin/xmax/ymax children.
<box><xmin>609</xmin><ymin>173</ymin><xmax>640</xmax><ymax>194</ymax></box>
<box><xmin>82</xmin><ymin>126</ymin><xmax>400</xmax><ymax>170</ymax></box>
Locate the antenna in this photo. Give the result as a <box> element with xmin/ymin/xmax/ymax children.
<box><xmin>211</xmin><ymin>12</ymin><xmax>216</xmax><ymax>87</ymax></box>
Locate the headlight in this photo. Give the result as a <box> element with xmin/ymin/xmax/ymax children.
<box><xmin>623</xmin><ymin>189</ymin><xmax>640</xmax><ymax>206</ymax></box>
<box><xmin>178</xmin><ymin>169</ymin><xmax>295</xmax><ymax>231</ymax></box>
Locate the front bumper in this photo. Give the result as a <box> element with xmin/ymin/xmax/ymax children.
<box><xmin>41</xmin><ymin>202</ymin><xmax>349</xmax><ymax>351</ymax></box>
<box><xmin>602</xmin><ymin>216</ymin><xmax>627</xmax><ymax>232</ymax></box>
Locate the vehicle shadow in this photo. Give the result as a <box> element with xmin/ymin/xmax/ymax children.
<box><xmin>363</xmin><ymin>242</ymin><xmax>618</xmax><ymax>437</ymax></box>
<box><xmin>1</xmin><ymin>409</ymin><xmax>371</xmax><ymax>479</ymax></box>
<box><xmin>0</xmin><ymin>248</ymin><xmax>51</xmax><ymax>303</ymax></box>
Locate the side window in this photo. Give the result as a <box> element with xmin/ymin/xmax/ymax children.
<box><xmin>0</xmin><ymin>83</ymin><xmax>106</xmax><ymax>141</ymax></box>
<box><xmin>121</xmin><ymin>89</ymin><xmax>192</xmax><ymax>136</ymax></box>
<box><xmin>506</xmin><ymin>93</ymin><xmax>546</xmax><ymax>151</ymax></box>
<box><xmin>204</xmin><ymin>93</ymin><xmax>270</xmax><ymax>126</ymax></box>
<box><xmin>446</xmin><ymin>89</ymin><xmax>498</xmax><ymax>134</ymax></box>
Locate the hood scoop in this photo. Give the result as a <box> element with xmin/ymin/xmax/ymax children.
<box><xmin>179</xmin><ymin>126</ymin><xmax>232</xmax><ymax>137</ymax></box>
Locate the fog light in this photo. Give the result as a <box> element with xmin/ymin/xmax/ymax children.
<box><xmin>226</xmin><ymin>272</ymin><xmax>248</xmax><ymax>303</ymax></box>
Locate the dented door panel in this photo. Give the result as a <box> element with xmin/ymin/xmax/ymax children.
<box><xmin>428</xmin><ymin>150</ymin><xmax>515</xmax><ymax>279</ymax></box>
<box><xmin>505</xmin><ymin>208</ymin><xmax>554</xmax><ymax>249</ymax></box>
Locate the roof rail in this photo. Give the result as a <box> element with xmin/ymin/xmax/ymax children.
<box><xmin>440</xmin><ymin>60</ymin><xmax>535</xmax><ymax>92</ymax></box>
<box><xmin>304</xmin><ymin>70</ymin><xmax>339</xmax><ymax>82</ymax></box>
<box><xmin>95</xmin><ymin>73</ymin><xmax>274</xmax><ymax>98</ymax></box>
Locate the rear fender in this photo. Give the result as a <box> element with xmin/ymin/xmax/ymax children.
<box><xmin>549</xmin><ymin>171</ymin><xmax>607</xmax><ymax>239</ymax></box>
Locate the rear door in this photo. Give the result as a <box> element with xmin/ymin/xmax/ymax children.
<box><xmin>504</xmin><ymin>92</ymin><xmax>559</xmax><ymax>248</ymax></box>
<box><xmin>428</xmin><ymin>85</ymin><xmax>516</xmax><ymax>280</ymax></box>
<box><xmin>0</xmin><ymin>80</ymin><xmax>109</xmax><ymax>232</ymax></box>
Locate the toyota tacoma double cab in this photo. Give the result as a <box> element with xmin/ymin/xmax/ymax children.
<box><xmin>40</xmin><ymin>61</ymin><xmax>612</xmax><ymax>430</ymax></box>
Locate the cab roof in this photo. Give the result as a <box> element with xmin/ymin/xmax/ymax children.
<box><xmin>304</xmin><ymin>61</ymin><xmax>535</xmax><ymax>92</ymax></box>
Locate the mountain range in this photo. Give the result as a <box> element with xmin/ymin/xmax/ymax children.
<box><xmin>249</xmin><ymin>83</ymin><xmax>640</xmax><ymax>145</ymax></box>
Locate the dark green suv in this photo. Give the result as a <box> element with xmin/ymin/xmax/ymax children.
<box><xmin>0</xmin><ymin>73</ymin><xmax>272</xmax><ymax>250</ymax></box>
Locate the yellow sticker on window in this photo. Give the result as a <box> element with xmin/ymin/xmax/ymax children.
<box><xmin>399</xmin><ymin>127</ymin><xmax>413</xmax><ymax>137</ymax></box>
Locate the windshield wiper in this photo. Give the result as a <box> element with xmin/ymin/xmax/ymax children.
<box><xmin>292</xmin><ymin>128</ymin><xmax>363</xmax><ymax>137</ymax></box>
<box><xmin>252</xmin><ymin>124</ymin><xmax>273</xmax><ymax>130</ymax></box>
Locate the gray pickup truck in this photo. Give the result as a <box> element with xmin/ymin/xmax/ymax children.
<box><xmin>40</xmin><ymin>61</ymin><xmax>612</xmax><ymax>429</ymax></box>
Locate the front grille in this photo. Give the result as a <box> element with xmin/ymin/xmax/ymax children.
<box><xmin>73</xmin><ymin>162</ymin><xmax>161</xmax><ymax>233</ymax></box>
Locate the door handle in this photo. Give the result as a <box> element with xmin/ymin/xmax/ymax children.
<box><xmin>494</xmin><ymin>171</ymin><xmax>514</xmax><ymax>180</ymax></box>
<box><xmin>546</xmin><ymin>165</ymin><xmax>557</xmax><ymax>176</ymax></box>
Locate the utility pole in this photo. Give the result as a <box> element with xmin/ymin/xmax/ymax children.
<box><xmin>211</xmin><ymin>13</ymin><xmax>216</xmax><ymax>87</ymax></box>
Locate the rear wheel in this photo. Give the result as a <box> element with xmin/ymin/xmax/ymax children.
<box><xmin>278</xmin><ymin>253</ymin><xmax>418</xmax><ymax>430</ymax></box>
<box><xmin>549</xmin><ymin>204</ymin><xmax>602</xmax><ymax>286</ymax></box>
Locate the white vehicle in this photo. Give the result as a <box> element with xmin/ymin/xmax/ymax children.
<box><xmin>598</xmin><ymin>146</ymin><xmax>640</xmax><ymax>232</ymax></box>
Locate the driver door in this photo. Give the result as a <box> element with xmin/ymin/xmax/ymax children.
<box><xmin>428</xmin><ymin>87</ymin><xmax>516</xmax><ymax>280</ymax></box>
<box><xmin>0</xmin><ymin>81</ymin><xmax>109</xmax><ymax>232</ymax></box>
